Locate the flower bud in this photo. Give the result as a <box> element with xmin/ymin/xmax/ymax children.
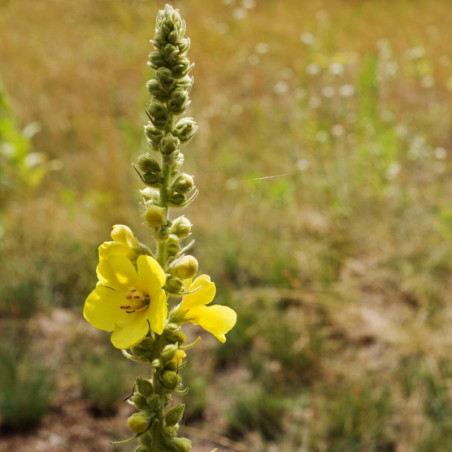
<box><xmin>147</xmin><ymin>100</ymin><xmax>169</xmax><ymax>128</ymax></box>
<box><xmin>155</xmin><ymin>67</ymin><xmax>173</xmax><ymax>88</ymax></box>
<box><xmin>168</xmin><ymin>89</ymin><xmax>190</xmax><ymax>114</ymax></box>
<box><xmin>146</xmin><ymin>79</ymin><xmax>166</xmax><ymax>101</ymax></box>
<box><xmin>144</xmin><ymin>205</ymin><xmax>165</xmax><ymax>228</ymax></box>
<box><xmin>159</xmin><ymin>133</ymin><xmax>180</xmax><ymax>155</ymax></box>
<box><xmin>166</xmin><ymin>234</ymin><xmax>181</xmax><ymax>257</ymax></box>
<box><xmin>110</xmin><ymin>224</ymin><xmax>134</xmax><ymax>244</ymax></box>
<box><xmin>172</xmin><ymin>58</ymin><xmax>192</xmax><ymax>78</ymax></box>
<box><xmin>175</xmin><ymin>255</ymin><xmax>198</xmax><ymax>280</ymax></box>
<box><xmin>172</xmin><ymin>173</ymin><xmax>194</xmax><ymax>194</ymax></box>
<box><xmin>168</xmin><ymin>192</ymin><xmax>187</xmax><ymax>207</ymax></box>
<box><xmin>144</xmin><ymin>123</ymin><xmax>163</xmax><ymax>149</ymax></box>
<box><xmin>170</xmin><ymin>152</ymin><xmax>184</xmax><ymax>169</ymax></box>
<box><xmin>140</xmin><ymin>187</ymin><xmax>160</xmax><ymax>203</ymax></box>
<box><xmin>173</xmin><ymin>118</ymin><xmax>198</xmax><ymax>143</ymax></box>
<box><xmin>170</xmin><ymin>216</ymin><xmax>192</xmax><ymax>238</ymax></box>
<box><xmin>137</xmin><ymin>154</ymin><xmax>161</xmax><ymax>174</ymax></box>
<box><xmin>160</xmin><ymin>344</ymin><xmax>178</xmax><ymax>363</ymax></box>
<box><xmin>131</xmin><ymin>393</ymin><xmax>148</xmax><ymax>410</ymax></box>
<box><xmin>161</xmin><ymin>370</ymin><xmax>182</xmax><ymax>389</ymax></box>
<box><xmin>136</xmin><ymin>377</ymin><xmax>154</xmax><ymax>397</ymax></box>
<box><xmin>178</xmin><ymin>37</ymin><xmax>190</xmax><ymax>53</ymax></box>
<box><xmin>143</xmin><ymin>172</ymin><xmax>163</xmax><ymax>187</ymax></box>
<box><xmin>149</xmin><ymin>50</ymin><xmax>168</xmax><ymax>70</ymax></box>
<box><xmin>127</xmin><ymin>412</ymin><xmax>149</xmax><ymax>434</ymax></box>
<box><xmin>174</xmin><ymin>75</ymin><xmax>193</xmax><ymax>92</ymax></box>
<box><xmin>163</xmin><ymin>323</ymin><xmax>186</xmax><ymax>345</ymax></box>
<box><xmin>165</xmin><ymin>275</ymin><xmax>184</xmax><ymax>294</ymax></box>
<box><xmin>165</xmin><ymin>403</ymin><xmax>185</xmax><ymax>427</ymax></box>
<box><xmin>166</xmin><ymin>437</ymin><xmax>192</xmax><ymax>452</ymax></box>
<box><xmin>161</xmin><ymin>43</ymin><xmax>179</xmax><ymax>59</ymax></box>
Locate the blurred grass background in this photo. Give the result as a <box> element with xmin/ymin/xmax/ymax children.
<box><xmin>1</xmin><ymin>0</ymin><xmax>452</xmax><ymax>450</ymax></box>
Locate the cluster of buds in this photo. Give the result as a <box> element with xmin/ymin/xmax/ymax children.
<box><xmin>135</xmin><ymin>4</ymin><xmax>200</xmax><ymax>298</ymax></box>
<box><xmin>125</xmin><ymin>323</ymin><xmax>191</xmax><ymax>451</ymax></box>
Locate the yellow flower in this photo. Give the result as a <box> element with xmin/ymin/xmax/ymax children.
<box><xmin>174</xmin><ymin>275</ymin><xmax>236</xmax><ymax>343</ymax></box>
<box><xmin>99</xmin><ymin>225</ymin><xmax>139</xmax><ymax>260</ymax></box>
<box><xmin>83</xmin><ymin>254</ymin><xmax>168</xmax><ymax>349</ymax></box>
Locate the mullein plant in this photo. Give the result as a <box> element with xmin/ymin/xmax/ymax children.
<box><xmin>83</xmin><ymin>5</ymin><xmax>237</xmax><ymax>451</ymax></box>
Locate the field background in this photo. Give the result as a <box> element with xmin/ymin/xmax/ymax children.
<box><xmin>1</xmin><ymin>0</ymin><xmax>452</xmax><ymax>451</ymax></box>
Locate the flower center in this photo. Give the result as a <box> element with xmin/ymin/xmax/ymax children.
<box><xmin>121</xmin><ymin>288</ymin><xmax>150</xmax><ymax>313</ymax></box>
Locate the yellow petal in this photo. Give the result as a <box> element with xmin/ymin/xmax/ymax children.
<box><xmin>181</xmin><ymin>275</ymin><xmax>216</xmax><ymax>310</ymax></box>
<box><xmin>111</xmin><ymin>224</ymin><xmax>138</xmax><ymax>247</ymax></box>
<box><xmin>97</xmin><ymin>254</ymin><xmax>137</xmax><ymax>290</ymax></box>
<box><xmin>83</xmin><ymin>286</ymin><xmax>130</xmax><ymax>331</ymax></box>
<box><xmin>147</xmin><ymin>290</ymin><xmax>168</xmax><ymax>334</ymax></box>
<box><xmin>136</xmin><ymin>255</ymin><xmax>166</xmax><ymax>299</ymax></box>
<box><xmin>110</xmin><ymin>311</ymin><xmax>150</xmax><ymax>349</ymax></box>
<box><xmin>187</xmin><ymin>305</ymin><xmax>237</xmax><ymax>343</ymax></box>
<box><xmin>99</xmin><ymin>241</ymin><xmax>133</xmax><ymax>259</ymax></box>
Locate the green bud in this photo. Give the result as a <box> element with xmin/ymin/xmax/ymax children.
<box><xmin>128</xmin><ymin>412</ymin><xmax>149</xmax><ymax>434</ymax></box>
<box><xmin>175</xmin><ymin>255</ymin><xmax>198</xmax><ymax>280</ymax></box>
<box><xmin>168</xmin><ymin>89</ymin><xmax>190</xmax><ymax>114</ymax></box>
<box><xmin>178</xmin><ymin>37</ymin><xmax>190</xmax><ymax>54</ymax></box>
<box><xmin>174</xmin><ymin>75</ymin><xmax>193</xmax><ymax>92</ymax></box>
<box><xmin>141</xmin><ymin>187</ymin><xmax>160</xmax><ymax>203</ymax></box>
<box><xmin>136</xmin><ymin>377</ymin><xmax>154</xmax><ymax>397</ymax></box>
<box><xmin>163</xmin><ymin>323</ymin><xmax>187</xmax><ymax>345</ymax></box>
<box><xmin>170</xmin><ymin>216</ymin><xmax>192</xmax><ymax>238</ymax></box>
<box><xmin>137</xmin><ymin>154</ymin><xmax>161</xmax><ymax>174</ymax></box>
<box><xmin>131</xmin><ymin>393</ymin><xmax>148</xmax><ymax>410</ymax></box>
<box><xmin>172</xmin><ymin>57</ymin><xmax>193</xmax><ymax>78</ymax></box>
<box><xmin>144</xmin><ymin>123</ymin><xmax>164</xmax><ymax>149</ymax></box>
<box><xmin>167</xmin><ymin>234</ymin><xmax>181</xmax><ymax>257</ymax></box>
<box><xmin>147</xmin><ymin>100</ymin><xmax>169</xmax><ymax>128</ymax></box>
<box><xmin>172</xmin><ymin>173</ymin><xmax>194</xmax><ymax>194</ymax></box>
<box><xmin>146</xmin><ymin>79</ymin><xmax>167</xmax><ymax>102</ymax></box>
<box><xmin>152</xmin><ymin>358</ymin><xmax>163</xmax><ymax>370</ymax></box>
<box><xmin>165</xmin><ymin>404</ymin><xmax>185</xmax><ymax>427</ymax></box>
<box><xmin>168</xmin><ymin>307</ymin><xmax>189</xmax><ymax>324</ymax></box>
<box><xmin>168</xmin><ymin>192</ymin><xmax>187</xmax><ymax>207</ymax></box>
<box><xmin>149</xmin><ymin>50</ymin><xmax>168</xmax><ymax>70</ymax></box>
<box><xmin>160</xmin><ymin>133</ymin><xmax>180</xmax><ymax>155</ymax></box>
<box><xmin>165</xmin><ymin>275</ymin><xmax>184</xmax><ymax>294</ymax></box>
<box><xmin>143</xmin><ymin>172</ymin><xmax>163</xmax><ymax>187</ymax></box>
<box><xmin>166</xmin><ymin>437</ymin><xmax>192</xmax><ymax>452</ymax></box>
<box><xmin>162</xmin><ymin>43</ymin><xmax>180</xmax><ymax>60</ymax></box>
<box><xmin>160</xmin><ymin>344</ymin><xmax>178</xmax><ymax>363</ymax></box>
<box><xmin>156</xmin><ymin>67</ymin><xmax>174</xmax><ymax>89</ymax></box>
<box><xmin>173</xmin><ymin>118</ymin><xmax>198</xmax><ymax>143</ymax></box>
<box><xmin>161</xmin><ymin>370</ymin><xmax>182</xmax><ymax>389</ymax></box>
<box><xmin>144</xmin><ymin>205</ymin><xmax>165</xmax><ymax>228</ymax></box>
<box><xmin>169</xmin><ymin>150</ymin><xmax>184</xmax><ymax>167</ymax></box>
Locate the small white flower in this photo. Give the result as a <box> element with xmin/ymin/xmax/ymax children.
<box><xmin>300</xmin><ymin>32</ymin><xmax>315</xmax><ymax>46</ymax></box>
<box><xmin>339</xmin><ymin>84</ymin><xmax>355</xmax><ymax>97</ymax></box>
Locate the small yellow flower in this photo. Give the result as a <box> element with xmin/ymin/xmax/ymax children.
<box><xmin>174</xmin><ymin>349</ymin><xmax>186</xmax><ymax>366</ymax></box>
<box><xmin>99</xmin><ymin>225</ymin><xmax>139</xmax><ymax>260</ymax></box>
<box><xmin>174</xmin><ymin>275</ymin><xmax>237</xmax><ymax>343</ymax></box>
<box><xmin>84</xmin><ymin>254</ymin><xmax>168</xmax><ymax>349</ymax></box>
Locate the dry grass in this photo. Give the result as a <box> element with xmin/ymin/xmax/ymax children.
<box><xmin>1</xmin><ymin>0</ymin><xmax>452</xmax><ymax>450</ymax></box>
